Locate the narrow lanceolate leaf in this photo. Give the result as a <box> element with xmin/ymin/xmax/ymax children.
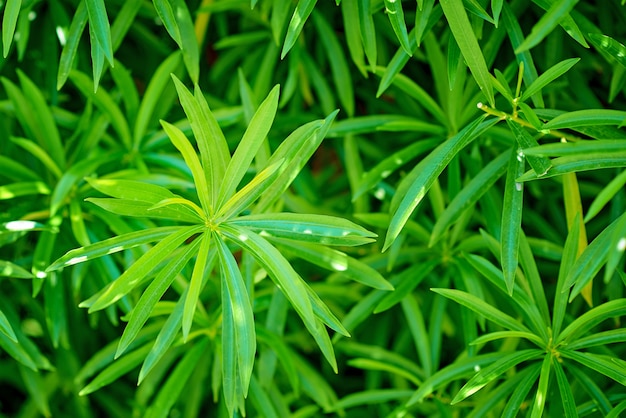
<box><xmin>384</xmin><ymin>116</ymin><xmax>498</xmax><ymax>251</ymax></box>
<box><xmin>515</xmin><ymin>0</ymin><xmax>579</xmax><ymax>53</ymax></box>
<box><xmin>272</xmin><ymin>238</ymin><xmax>393</xmax><ymax>290</ymax></box>
<box><xmin>47</xmin><ymin>227</ymin><xmax>182</xmax><ymax>271</ymax></box>
<box><xmin>312</xmin><ymin>12</ymin><xmax>355</xmax><ymax>116</ymax></box>
<box><xmin>566</xmin><ymin>212</ymin><xmax>626</xmax><ymax>300</ymax></box>
<box><xmin>255</xmin><ymin>110</ymin><xmax>338</xmax><ymax>213</ymax></box>
<box><xmin>552</xmin><ymin>214</ymin><xmax>580</xmax><ymax>337</ymax></box>
<box><xmin>11</xmin><ymin>72</ymin><xmax>66</xmax><ymax>169</ymax></box>
<box><xmin>439</xmin><ymin>0</ymin><xmax>494</xmax><ymax>106</ymax></box>
<box><xmin>431</xmin><ymin>150</ymin><xmax>509</xmax><ymax>246</ymax></box>
<box><xmin>406</xmin><ymin>352</ymin><xmax>504</xmax><ymax>405</ymax></box>
<box><xmin>518</xmin><ymin>152</ymin><xmax>626</xmax><ymax>181</ymax></box>
<box><xmin>543</xmin><ymin>109</ymin><xmax>626</xmax><ymax>129</ymax></box>
<box><xmin>506</xmin><ymin>120</ymin><xmax>551</xmax><ymax>177</ymax></box>
<box><xmin>354</xmin><ymin>139</ymin><xmax>439</xmax><ymax>200</ymax></box>
<box><xmin>523</xmin><ymin>140</ymin><xmax>626</xmax><ymax>156</ymax></box>
<box><xmin>170</xmin><ymin>75</ymin><xmax>230</xmax><ymax>213</ymax></box>
<box><xmin>215</xmin><ymin>235</ymin><xmax>256</xmax><ymax>395</ymax></box>
<box><xmin>383</xmin><ymin>0</ymin><xmax>412</xmax><ymax>55</ymax></box>
<box><xmin>182</xmin><ymin>232</ymin><xmax>211</xmax><ymax>340</ymax></box>
<box><xmin>85</xmin><ymin>0</ymin><xmax>114</xmax><ymax>65</ymax></box>
<box><xmin>88</xmin><ymin>225</ymin><xmax>204</xmax><ymax>312</ymax></box>
<box><xmin>520</xmin><ymin>58</ymin><xmax>580</xmax><ymax>102</ymax></box>
<box><xmin>358</xmin><ymin>0</ymin><xmax>377</xmax><ymax>69</ymax></box>
<box><xmin>560</xmin><ymin>350</ymin><xmax>626</xmax><ymax>386</ymax></box>
<box><xmin>554</xmin><ymin>360</ymin><xmax>578</xmax><ymax>418</ymax></box>
<box><xmin>115</xmin><ymin>239</ymin><xmax>201</xmax><ymax>359</ymax></box>
<box><xmin>69</xmin><ymin>70</ymin><xmax>132</xmax><ymax>149</ymax></box>
<box><xmin>227</xmin><ymin>213</ymin><xmax>377</xmax><ymax>246</ymax></box>
<box><xmin>58</xmin><ymin>3</ymin><xmax>88</xmax><ymax>89</ymax></box>
<box><xmin>281</xmin><ymin>0</ymin><xmax>317</xmax><ymax>59</ymax></box>
<box><xmin>0</xmin><ymin>311</ymin><xmax>17</xmax><ymax>343</ymax></box>
<box><xmin>451</xmin><ymin>349</ymin><xmax>543</xmax><ymax>404</ymax></box>
<box><xmin>80</xmin><ymin>344</ymin><xmax>152</xmax><ymax>396</ymax></box>
<box><xmin>219</xmin><ymin>224</ymin><xmax>316</xmax><ymax>331</ymax></box>
<box><xmin>529</xmin><ymin>354</ymin><xmax>552</xmax><ymax>418</ymax></box>
<box><xmin>431</xmin><ymin>288</ymin><xmax>531</xmax><ymax>333</ymax></box>
<box><xmin>161</xmin><ymin>120</ymin><xmax>211</xmax><ymax>215</ymax></box>
<box><xmin>588</xmin><ymin>34</ymin><xmax>626</xmax><ymax>69</ymax></box>
<box><xmin>145</xmin><ymin>338</ymin><xmax>209</xmax><ymax>418</ymax></box>
<box><xmin>557</xmin><ymin>299</ymin><xmax>626</xmax><ymax>345</ymax></box>
<box><xmin>218</xmin><ymin>85</ymin><xmax>280</xmax><ymax>206</ymax></box>
<box><xmin>2</xmin><ymin>0</ymin><xmax>22</xmax><ymax>57</ymax></box>
<box><xmin>216</xmin><ymin>160</ymin><xmax>284</xmax><ymax>220</ymax></box>
<box><xmin>501</xmin><ymin>148</ymin><xmax>525</xmax><ymax>294</ymax></box>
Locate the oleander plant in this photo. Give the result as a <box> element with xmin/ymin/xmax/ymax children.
<box><xmin>1</xmin><ymin>0</ymin><xmax>626</xmax><ymax>416</ymax></box>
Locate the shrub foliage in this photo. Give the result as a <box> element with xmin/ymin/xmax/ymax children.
<box><xmin>1</xmin><ymin>0</ymin><xmax>626</xmax><ymax>416</ymax></box>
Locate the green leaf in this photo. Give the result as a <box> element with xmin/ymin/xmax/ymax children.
<box><xmin>87</xmin><ymin>225</ymin><xmax>204</xmax><ymax>312</ymax></box>
<box><xmin>228</xmin><ymin>213</ymin><xmax>377</xmax><ymax>246</ymax></box>
<box><xmin>86</xmin><ymin>178</ymin><xmax>202</xmax><ymax>222</ymax></box>
<box><xmin>501</xmin><ymin>148</ymin><xmax>525</xmax><ymax>294</ymax></box>
<box><xmin>217</xmin><ymin>85</ymin><xmax>280</xmax><ymax>206</ymax></box>
<box><xmin>255</xmin><ymin>111</ymin><xmax>337</xmax><ymax>213</ymax></box>
<box><xmin>0</xmin><ymin>260</ymin><xmax>33</xmax><ymax>279</ymax></box>
<box><xmin>2</xmin><ymin>0</ymin><xmax>21</xmax><ymax>57</ymax></box>
<box><xmin>85</xmin><ymin>0</ymin><xmax>114</xmax><ymax>65</ymax></box>
<box><xmin>523</xmin><ymin>139</ymin><xmax>626</xmax><ymax>156</ymax></box>
<box><xmin>407</xmin><ymin>352</ymin><xmax>504</xmax><ymax>405</ymax></box>
<box><xmin>219</xmin><ymin>224</ymin><xmax>316</xmax><ymax>332</ymax></box>
<box><xmin>18</xmin><ymin>364</ymin><xmax>51</xmax><ymax>417</ymax></box>
<box><xmin>153</xmin><ymin>0</ymin><xmax>199</xmax><ymax>83</ymax></box>
<box><xmin>439</xmin><ymin>0</ymin><xmax>494</xmax><ymax>106</ymax></box>
<box><xmin>515</xmin><ymin>0</ymin><xmax>579</xmax><ymax>53</ymax></box>
<box><xmin>384</xmin><ymin>115</ymin><xmax>498</xmax><ymax>251</ymax></box>
<box><xmin>431</xmin><ymin>288</ymin><xmax>531</xmax><ymax>333</ymax></box>
<box><xmin>553</xmin><ymin>359</ymin><xmax>578</xmax><ymax>418</ymax></box>
<box><xmin>354</xmin><ymin>139</ymin><xmax>439</xmax><ymax>200</ymax></box>
<box><xmin>607</xmin><ymin>401</ymin><xmax>626</xmax><ymax>418</ymax></box>
<box><xmin>281</xmin><ymin>0</ymin><xmax>317</xmax><ymax>59</ymax></box>
<box><xmin>566</xmin><ymin>212</ymin><xmax>626</xmax><ymax>298</ymax></box>
<box><xmin>138</xmin><ymin>297</ymin><xmax>185</xmax><ymax>384</ymax></box>
<box><xmin>585</xmin><ymin>169</ymin><xmax>626</xmax><ymax>222</ymax></box>
<box><xmin>216</xmin><ymin>234</ymin><xmax>256</xmax><ymax>395</ymax></box>
<box><xmin>145</xmin><ymin>338</ymin><xmax>209</xmax><ymax>418</ymax></box>
<box><xmin>271</xmin><ymin>238</ymin><xmax>393</xmax><ymax>290</ymax></box>
<box><xmin>552</xmin><ymin>213</ymin><xmax>580</xmax><ymax>337</ymax></box>
<box><xmin>543</xmin><ymin>109</ymin><xmax>626</xmax><ymax>129</ymax></box>
<box><xmin>375</xmin><ymin>261</ymin><xmax>438</xmax><ymax>314</ymax></box>
<box><xmin>557</xmin><ymin>299</ymin><xmax>626</xmax><ymax>344</ymax></box>
<box><xmin>529</xmin><ymin>354</ymin><xmax>551</xmax><ymax>417</ymax></box>
<box><xmin>312</xmin><ymin>12</ymin><xmax>355</xmax><ymax>117</ymax></box>
<box><xmin>518</xmin><ymin>152</ymin><xmax>626</xmax><ymax>181</ymax></box>
<box><xmin>588</xmin><ymin>33</ymin><xmax>626</xmax><ymax>69</ymax></box>
<box><xmin>520</xmin><ymin>58</ymin><xmax>580</xmax><ymax>102</ymax></box>
<box><xmin>133</xmin><ymin>52</ymin><xmax>182</xmax><ymax>148</ymax></box>
<box><xmin>80</xmin><ymin>344</ymin><xmax>152</xmax><ymax>396</ymax></box>
<box><xmin>0</xmin><ymin>181</ymin><xmax>51</xmax><ymax>200</ymax></box>
<box><xmin>0</xmin><ymin>309</ymin><xmax>17</xmax><ymax>343</ymax></box>
<box><xmin>358</xmin><ymin>0</ymin><xmax>377</xmax><ymax>70</ymax></box>
<box><xmin>182</xmin><ymin>232</ymin><xmax>211</xmax><ymax>340</ymax></box>
<box><xmin>69</xmin><ymin>70</ymin><xmax>132</xmax><ymax>149</ymax></box>
<box><xmin>561</xmin><ymin>350</ymin><xmax>626</xmax><ymax>386</ymax></box>
<box><xmin>116</xmin><ymin>239</ymin><xmax>201</xmax><ymax>358</ymax></box>
<box><xmin>216</xmin><ymin>160</ymin><xmax>284</xmax><ymax>220</ymax></box>
<box><xmin>451</xmin><ymin>349</ymin><xmax>543</xmax><ymax>404</ymax></box>
<box><xmin>57</xmin><ymin>3</ymin><xmax>88</xmax><ymax>89</ymax></box>
<box><xmin>383</xmin><ymin>0</ymin><xmax>412</xmax><ymax>55</ymax></box>
<box><xmin>431</xmin><ymin>150</ymin><xmax>509</xmax><ymax>246</ymax></box>
<box><xmin>47</xmin><ymin>226</ymin><xmax>181</xmax><ymax>271</ymax></box>
<box><xmin>506</xmin><ymin>121</ymin><xmax>551</xmax><ymax>177</ymax></box>
<box><xmin>160</xmin><ymin>120</ymin><xmax>211</xmax><ymax>215</ymax></box>
<box><xmin>171</xmin><ymin>76</ymin><xmax>230</xmax><ymax>213</ymax></box>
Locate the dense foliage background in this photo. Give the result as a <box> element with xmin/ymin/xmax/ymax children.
<box><xmin>1</xmin><ymin>0</ymin><xmax>626</xmax><ymax>416</ymax></box>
